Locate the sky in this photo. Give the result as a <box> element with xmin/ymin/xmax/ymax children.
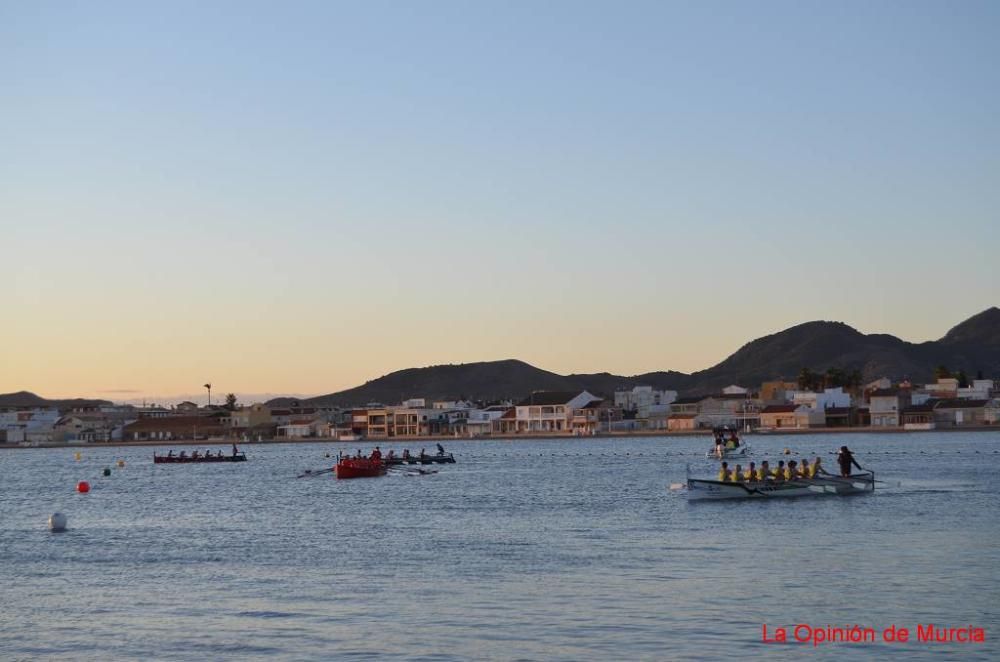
<box><xmin>1</xmin><ymin>0</ymin><xmax>998</xmax><ymax>401</ymax></box>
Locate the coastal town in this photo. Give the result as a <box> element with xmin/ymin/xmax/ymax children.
<box><xmin>2</xmin><ymin>374</ymin><xmax>997</xmax><ymax>446</ymax></box>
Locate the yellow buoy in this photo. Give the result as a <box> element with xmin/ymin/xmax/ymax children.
<box><xmin>74</xmin><ymin>452</ymin><xmax>82</xmax><ymax>461</ymax></box>
<box><xmin>783</xmin><ymin>448</ymin><xmax>791</xmax><ymax>455</ymax></box>
<box><xmin>117</xmin><ymin>459</ymin><xmax>125</xmax><ymax>468</ymax></box>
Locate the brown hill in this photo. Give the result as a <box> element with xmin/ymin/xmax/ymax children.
<box><xmin>288</xmin><ymin>307</ymin><xmax>999</xmax><ymax>405</ymax></box>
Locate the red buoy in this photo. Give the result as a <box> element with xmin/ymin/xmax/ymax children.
<box><xmin>77</xmin><ymin>481</ymin><xmax>90</xmax><ymax>493</ymax></box>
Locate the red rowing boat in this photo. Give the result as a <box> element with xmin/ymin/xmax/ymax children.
<box><xmin>335</xmin><ymin>457</ymin><xmax>387</xmax><ymax>479</ymax></box>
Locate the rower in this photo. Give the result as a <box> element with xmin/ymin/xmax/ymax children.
<box><xmin>745</xmin><ymin>462</ymin><xmax>757</xmax><ymax>482</ymax></box>
<box><xmin>436</xmin><ymin>443</ymin><xmax>445</xmax><ymax>455</ymax></box>
<box><xmin>179</xmin><ymin>451</ymin><xmax>187</xmax><ymax>458</ymax></box>
<box><xmin>837</xmin><ymin>446</ymin><xmax>863</xmax><ymax>477</ymax></box>
<box><xmin>371</xmin><ymin>447</ymin><xmax>382</xmax><ymax>462</ymax></box>
<box><xmin>717</xmin><ymin>461</ymin><xmax>731</xmax><ymax>482</ymax></box>
<box><xmin>402</xmin><ymin>449</ymin><xmax>410</xmax><ymax>459</ymax></box>
<box><xmin>810</xmin><ymin>457</ymin><xmax>825</xmax><ymax>477</ymax></box>
<box><xmin>798</xmin><ymin>460</ymin><xmax>811</xmax><ymax>479</ymax></box>
<box><xmin>733</xmin><ymin>464</ymin><xmax>744</xmax><ymax>482</ymax></box>
<box><xmin>772</xmin><ymin>460</ymin><xmax>786</xmax><ymax>481</ymax></box>
<box><xmin>757</xmin><ymin>460</ymin><xmax>770</xmax><ymax>481</ymax></box>
<box><xmin>168</xmin><ymin>450</ymin><xmax>174</xmax><ymax>457</ymax></box>
<box><xmin>232</xmin><ymin>442</ymin><xmax>239</xmax><ymax>457</ymax></box>
<box><xmin>419</xmin><ymin>448</ymin><xmax>427</xmax><ymax>460</ymax></box>
<box><xmin>786</xmin><ymin>460</ymin><xmax>798</xmax><ymax>480</ymax></box>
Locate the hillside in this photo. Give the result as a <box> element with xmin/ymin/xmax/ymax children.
<box><xmin>9</xmin><ymin>307</ymin><xmax>998</xmax><ymax>408</ymax></box>
<box><xmin>291</xmin><ymin>307</ymin><xmax>999</xmax><ymax>405</ymax></box>
<box><xmin>300</xmin><ymin>360</ymin><xmax>574</xmax><ymax>407</ymax></box>
<box><xmin>939</xmin><ymin>307</ymin><xmax>1000</xmax><ymax>346</ymax></box>
<box><xmin>0</xmin><ymin>391</ymin><xmax>113</xmax><ymax>410</ymax></box>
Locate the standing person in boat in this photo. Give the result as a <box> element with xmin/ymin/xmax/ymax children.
<box><xmin>232</xmin><ymin>442</ymin><xmax>239</xmax><ymax>457</ymax></box>
<box><xmin>837</xmin><ymin>446</ymin><xmax>863</xmax><ymax>477</ymax></box>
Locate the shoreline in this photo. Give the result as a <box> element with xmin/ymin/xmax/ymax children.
<box><xmin>2</xmin><ymin>424</ymin><xmax>997</xmax><ymax>450</ymax></box>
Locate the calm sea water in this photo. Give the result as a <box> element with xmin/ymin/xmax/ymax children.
<box><xmin>1</xmin><ymin>432</ymin><xmax>998</xmax><ymax>661</ymax></box>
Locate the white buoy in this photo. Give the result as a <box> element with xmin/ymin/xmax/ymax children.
<box><xmin>49</xmin><ymin>512</ymin><xmax>68</xmax><ymax>532</ymax></box>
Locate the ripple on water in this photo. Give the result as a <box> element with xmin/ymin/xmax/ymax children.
<box><xmin>1</xmin><ymin>433</ymin><xmax>998</xmax><ymax>660</ymax></box>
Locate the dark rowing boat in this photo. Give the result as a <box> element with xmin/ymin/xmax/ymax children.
<box><xmin>154</xmin><ymin>452</ymin><xmax>247</xmax><ymax>464</ymax></box>
<box><xmin>384</xmin><ymin>453</ymin><xmax>456</xmax><ymax>466</ymax></box>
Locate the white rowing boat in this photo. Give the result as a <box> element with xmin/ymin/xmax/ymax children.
<box><xmin>686</xmin><ymin>471</ymin><xmax>875</xmax><ymax>500</ymax></box>
<box><xmin>706</xmin><ymin>444</ymin><xmax>750</xmax><ymax>459</ymax></box>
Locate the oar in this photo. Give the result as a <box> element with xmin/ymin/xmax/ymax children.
<box><xmin>297</xmin><ymin>467</ymin><xmax>334</xmax><ymax>478</ymax></box>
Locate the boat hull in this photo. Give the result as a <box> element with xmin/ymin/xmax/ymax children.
<box><xmin>707</xmin><ymin>445</ymin><xmax>750</xmax><ymax>459</ymax></box>
<box><xmin>687</xmin><ymin>473</ymin><xmax>875</xmax><ymax>500</ymax></box>
<box><xmin>384</xmin><ymin>453</ymin><xmax>456</xmax><ymax>465</ymax></box>
<box><xmin>154</xmin><ymin>454</ymin><xmax>246</xmax><ymax>464</ymax></box>
<box><xmin>335</xmin><ymin>458</ymin><xmax>387</xmax><ymax>479</ymax></box>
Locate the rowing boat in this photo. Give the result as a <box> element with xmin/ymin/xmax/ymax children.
<box><xmin>384</xmin><ymin>453</ymin><xmax>456</xmax><ymax>466</ymax></box>
<box><xmin>335</xmin><ymin>457</ymin><xmax>387</xmax><ymax>479</ymax></box>
<box><xmin>686</xmin><ymin>471</ymin><xmax>875</xmax><ymax>500</ymax></box>
<box><xmin>154</xmin><ymin>453</ymin><xmax>247</xmax><ymax>464</ymax></box>
<box><xmin>706</xmin><ymin>444</ymin><xmax>750</xmax><ymax>459</ymax></box>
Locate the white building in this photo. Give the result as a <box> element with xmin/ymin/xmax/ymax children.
<box><xmin>0</xmin><ymin>408</ymin><xmax>61</xmax><ymax>443</ymax></box>
<box><xmin>465</xmin><ymin>406</ymin><xmax>511</xmax><ymax>436</ymax></box>
<box><xmin>869</xmin><ymin>389</ymin><xmax>910</xmax><ymax>427</ymax></box>
<box><xmin>789</xmin><ymin>387</ymin><xmax>852</xmax><ymax>411</ymax></box>
<box><xmin>957</xmin><ymin>379</ymin><xmax>994</xmax><ymax>400</ymax></box>
<box><xmin>722</xmin><ymin>385</ymin><xmax>749</xmax><ymax>395</ymax></box>
<box><xmin>515</xmin><ymin>391</ymin><xmax>601</xmax><ymax>433</ymax></box>
<box><xmin>614</xmin><ymin>386</ymin><xmax>677</xmax><ymax>417</ymax></box>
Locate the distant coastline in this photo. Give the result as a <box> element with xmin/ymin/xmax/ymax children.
<box><xmin>3</xmin><ymin>425</ymin><xmax>997</xmax><ymax>451</ymax></box>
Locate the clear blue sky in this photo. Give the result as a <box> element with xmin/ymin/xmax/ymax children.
<box><xmin>2</xmin><ymin>1</ymin><xmax>998</xmax><ymax>397</ymax></box>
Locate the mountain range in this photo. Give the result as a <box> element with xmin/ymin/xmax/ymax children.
<box><xmin>3</xmin><ymin>307</ymin><xmax>998</xmax><ymax>410</ymax></box>
<box><xmin>272</xmin><ymin>307</ymin><xmax>1000</xmax><ymax>407</ymax></box>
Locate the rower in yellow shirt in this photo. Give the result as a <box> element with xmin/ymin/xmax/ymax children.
<box><xmin>744</xmin><ymin>462</ymin><xmax>757</xmax><ymax>482</ymax></box>
<box><xmin>772</xmin><ymin>460</ymin><xmax>786</xmax><ymax>481</ymax></box>
<box><xmin>785</xmin><ymin>460</ymin><xmax>798</xmax><ymax>480</ymax></box>
<box><xmin>798</xmin><ymin>460</ymin><xmax>811</xmax><ymax>479</ymax></box>
<box><xmin>757</xmin><ymin>460</ymin><xmax>770</xmax><ymax>481</ymax></box>
<box><xmin>717</xmin><ymin>461</ymin><xmax>732</xmax><ymax>482</ymax></box>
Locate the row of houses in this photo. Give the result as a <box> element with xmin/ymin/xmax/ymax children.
<box><xmin>3</xmin><ymin>376</ymin><xmax>997</xmax><ymax>444</ymax></box>
<box><xmin>655</xmin><ymin>379</ymin><xmax>999</xmax><ymax>431</ymax></box>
